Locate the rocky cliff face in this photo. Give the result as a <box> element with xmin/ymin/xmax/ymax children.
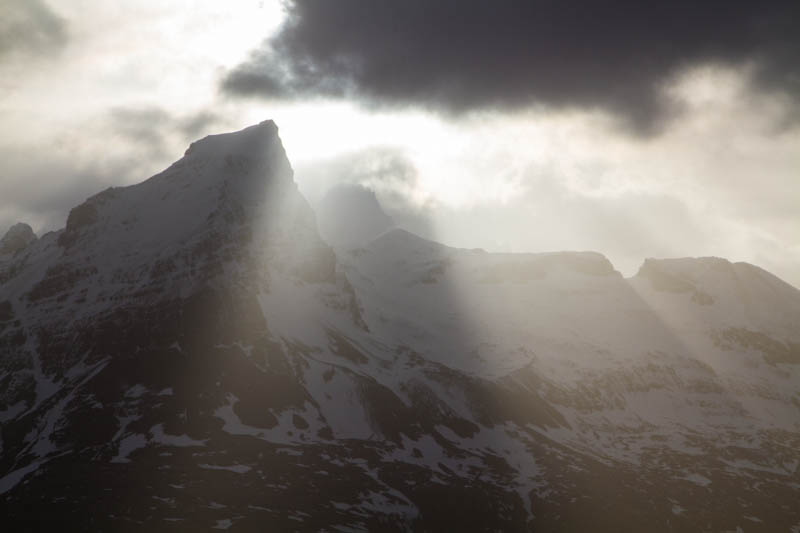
<box><xmin>1</xmin><ymin>121</ymin><xmax>798</xmax><ymax>532</ymax></box>
<box><xmin>0</xmin><ymin>223</ymin><xmax>36</xmax><ymax>257</ymax></box>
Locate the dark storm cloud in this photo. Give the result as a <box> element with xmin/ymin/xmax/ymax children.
<box><xmin>222</xmin><ymin>0</ymin><xmax>800</xmax><ymax>135</ymax></box>
<box><xmin>0</xmin><ymin>0</ymin><xmax>67</xmax><ymax>58</ymax></box>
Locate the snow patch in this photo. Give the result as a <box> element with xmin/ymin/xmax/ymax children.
<box><xmin>198</xmin><ymin>463</ymin><xmax>251</xmax><ymax>474</ymax></box>
<box><xmin>150</xmin><ymin>424</ymin><xmax>206</xmax><ymax>447</ymax></box>
<box><xmin>111</xmin><ymin>434</ymin><xmax>147</xmax><ymax>463</ymax></box>
<box><xmin>0</xmin><ymin>460</ymin><xmax>42</xmax><ymax>495</ymax></box>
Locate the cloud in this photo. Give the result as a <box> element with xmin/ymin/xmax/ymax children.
<box><xmin>295</xmin><ymin>146</ymin><xmax>419</xmax><ymax>205</ymax></box>
<box><xmin>316</xmin><ymin>183</ymin><xmax>395</xmax><ymax>246</ymax></box>
<box><xmin>0</xmin><ymin>144</ymin><xmax>121</xmax><ymax>235</ymax></box>
<box><xmin>0</xmin><ymin>0</ymin><xmax>67</xmax><ymax>58</ymax></box>
<box><xmin>107</xmin><ymin>107</ymin><xmax>173</xmax><ymax>157</ymax></box>
<box><xmin>0</xmin><ymin>106</ymin><xmax>228</xmax><ymax>235</ymax></box>
<box><xmin>291</xmin><ymin>110</ymin><xmax>800</xmax><ymax>286</ymax></box>
<box><xmin>403</xmin><ymin>167</ymin><xmax>713</xmax><ymax>273</ymax></box>
<box><xmin>179</xmin><ymin>111</ymin><xmax>223</xmax><ymax>140</ymax></box>
<box><xmin>221</xmin><ymin>0</ymin><xmax>800</xmax><ymax>135</ymax></box>
<box><xmin>295</xmin><ymin>146</ymin><xmax>438</xmax><ymax>238</ymax></box>
<box><xmin>107</xmin><ymin>106</ymin><xmax>226</xmax><ymax>159</ymax></box>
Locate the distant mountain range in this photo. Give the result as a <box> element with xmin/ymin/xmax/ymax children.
<box><xmin>1</xmin><ymin>121</ymin><xmax>798</xmax><ymax>531</ymax></box>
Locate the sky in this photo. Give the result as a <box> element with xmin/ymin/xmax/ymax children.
<box><xmin>1</xmin><ymin>0</ymin><xmax>799</xmax><ymax>286</ymax></box>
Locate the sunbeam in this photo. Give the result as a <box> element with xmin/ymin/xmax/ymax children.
<box><xmin>2</xmin><ymin>1</ymin><xmax>800</xmax><ymax>530</ymax></box>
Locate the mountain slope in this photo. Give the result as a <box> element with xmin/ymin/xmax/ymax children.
<box><xmin>1</xmin><ymin>121</ymin><xmax>798</xmax><ymax>532</ymax></box>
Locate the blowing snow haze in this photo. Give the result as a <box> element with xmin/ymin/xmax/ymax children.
<box><xmin>1</xmin><ymin>1</ymin><xmax>800</xmax><ymax>531</ymax></box>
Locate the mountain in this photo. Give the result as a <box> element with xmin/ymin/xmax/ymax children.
<box><xmin>1</xmin><ymin>121</ymin><xmax>798</xmax><ymax>532</ymax></box>
<box><xmin>316</xmin><ymin>183</ymin><xmax>395</xmax><ymax>247</ymax></box>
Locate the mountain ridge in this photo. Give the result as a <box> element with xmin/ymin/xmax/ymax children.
<box><xmin>1</xmin><ymin>120</ymin><xmax>798</xmax><ymax>531</ymax></box>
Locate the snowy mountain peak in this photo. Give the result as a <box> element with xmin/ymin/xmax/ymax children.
<box><xmin>183</xmin><ymin>119</ymin><xmax>279</xmax><ymax>162</ymax></box>
<box><xmin>0</xmin><ymin>120</ymin><xmax>335</xmax><ymax>324</ymax></box>
<box><xmin>53</xmin><ymin>120</ymin><xmax>304</xmax><ymax>251</ymax></box>
<box><xmin>0</xmin><ymin>222</ymin><xmax>36</xmax><ymax>255</ymax></box>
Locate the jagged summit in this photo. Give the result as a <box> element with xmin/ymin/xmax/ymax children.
<box><xmin>60</xmin><ymin>119</ymin><xmax>289</xmax><ymax>241</ymax></box>
<box><xmin>55</xmin><ymin>120</ymin><xmax>303</xmax><ymax>253</ymax></box>
<box><xmin>317</xmin><ymin>184</ymin><xmax>395</xmax><ymax>247</ymax></box>
<box><xmin>2</xmin><ymin>120</ymin><xmax>333</xmax><ymax>317</ymax></box>
<box><xmin>155</xmin><ymin>118</ymin><xmax>293</xmax><ymax>202</ymax></box>
<box><xmin>0</xmin><ymin>222</ymin><xmax>36</xmax><ymax>255</ymax></box>
<box><xmin>183</xmin><ymin>119</ymin><xmax>280</xmax><ymax>162</ymax></box>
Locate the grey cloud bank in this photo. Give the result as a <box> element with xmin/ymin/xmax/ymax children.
<box><xmin>0</xmin><ymin>0</ymin><xmax>67</xmax><ymax>58</ymax></box>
